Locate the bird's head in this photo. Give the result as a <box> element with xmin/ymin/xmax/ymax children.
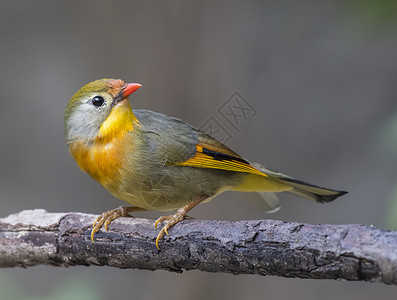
<box><xmin>64</xmin><ymin>79</ymin><xmax>141</xmax><ymax>145</ymax></box>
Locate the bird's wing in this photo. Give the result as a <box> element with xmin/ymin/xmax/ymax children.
<box><xmin>134</xmin><ymin>110</ymin><xmax>199</xmax><ymax>163</ymax></box>
<box><xmin>134</xmin><ymin>110</ymin><xmax>267</xmax><ymax>177</ymax></box>
<box><xmin>172</xmin><ymin>131</ymin><xmax>267</xmax><ymax>177</ymax></box>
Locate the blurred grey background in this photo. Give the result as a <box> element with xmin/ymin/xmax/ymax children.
<box><xmin>1</xmin><ymin>0</ymin><xmax>397</xmax><ymax>299</ymax></box>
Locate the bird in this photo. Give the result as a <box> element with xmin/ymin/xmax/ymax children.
<box><xmin>64</xmin><ymin>78</ymin><xmax>347</xmax><ymax>249</ymax></box>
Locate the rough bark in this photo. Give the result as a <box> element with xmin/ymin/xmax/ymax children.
<box><xmin>0</xmin><ymin>209</ymin><xmax>396</xmax><ymax>285</ymax></box>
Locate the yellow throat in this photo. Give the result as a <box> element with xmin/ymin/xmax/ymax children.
<box><xmin>96</xmin><ymin>100</ymin><xmax>139</xmax><ymax>143</ymax></box>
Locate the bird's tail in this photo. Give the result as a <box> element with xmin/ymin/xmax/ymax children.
<box><xmin>232</xmin><ymin>162</ymin><xmax>347</xmax><ymax>212</ymax></box>
<box><xmin>250</xmin><ymin>162</ymin><xmax>347</xmax><ymax>202</ymax></box>
<box><xmin>277</xmin><ymin>176</ymin><xmax>348</xmax><ymax>203</ymax></box>
<box><xmin>252</xmin><ymin>175</ymin><xmax>347</xmax><ymax>212</ymax></box>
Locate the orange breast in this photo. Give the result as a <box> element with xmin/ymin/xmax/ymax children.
<box><xmin>69</xmin><ymin>139</ymin><xmax>125</xmax><ymax>185</ymax></box>
<box><xmin>69</xmin><ymin>102</ymin><xmax>138</xmax><ymax>185</ymax></box>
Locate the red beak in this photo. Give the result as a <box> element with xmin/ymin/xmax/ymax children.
<box><xmin>122</xmin><ymin>83</ymin><xmax>142</xmax><ymax>97</ymax></box>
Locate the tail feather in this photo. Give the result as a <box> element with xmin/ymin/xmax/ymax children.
<box><xmin>256</xmin><ymin>191</ymin><xmax>281</xmax><ymax>212</ymax></box>
<box><xmin>249</xmin><ymin>162</ymin><xmax>347</xmax><ymax>203</ymax></box>
<box><xmin>277</xmin><ymin>177</ymin><xmax>347</xmax><ymax>203</ymax></box>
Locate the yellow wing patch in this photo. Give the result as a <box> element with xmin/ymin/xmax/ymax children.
<box><xmin>173</xmin><ymin>145</ymin><xmax>267</xmax><ymax>177</ymax></box>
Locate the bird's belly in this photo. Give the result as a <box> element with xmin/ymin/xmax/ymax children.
<box><xmin>104</xmin><ymin>165</ymin><xmax>241</xmax><ymax>211</ymax></box>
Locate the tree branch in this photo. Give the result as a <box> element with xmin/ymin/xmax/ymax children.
<box><xmin>0</xmin><ymin>209</ymin><xmax>396</xmax><ymax>284</ymax></box>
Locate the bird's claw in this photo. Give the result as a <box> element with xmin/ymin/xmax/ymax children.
<box><xmin>154</xmin><ymin>212</ymin><xmax>185</xmax><ymax>250</ymax></box>
<box><xmin>90</xmin><ymin>206</ymin><xmax>131</xmax><ymax>243</ymax></box>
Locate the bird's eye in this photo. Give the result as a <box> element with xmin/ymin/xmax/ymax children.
<box><xmin>91</xmin><ymin>96</ymin><xmax>105</xmax><ymax>107</ymax></box>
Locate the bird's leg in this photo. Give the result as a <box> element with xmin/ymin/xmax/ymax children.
<box><xmin>154</xmin><ymin>195</ymin><xmax>209</xmax><ymax>249</ymax></box>
<box><xmin>91</xmin><ymin>206</ymin><xmax>145</xmax><ymax>242</ymax></box>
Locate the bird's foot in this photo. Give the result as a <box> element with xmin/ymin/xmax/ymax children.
<box><xmin>154</xmin><ymin>208</ymin><xmax>186</xmax><ymax>250</ymax></box>
<box><xmin>91</xmin><ymin>206</ymin><xmax>135</xmax><ymax>242</ymax></box>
